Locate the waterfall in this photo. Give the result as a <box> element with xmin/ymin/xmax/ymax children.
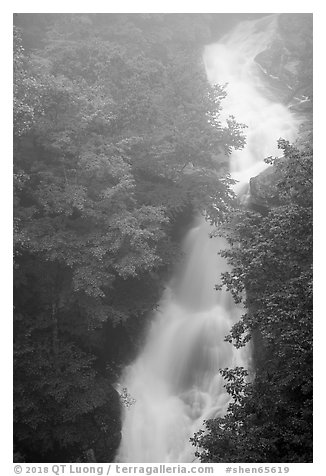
<box><xmin>204</xmin><ymin>14</ymin><xmax>298</xmax><ymax>191</ymax></box>
<box><xmin>116</xmin><ymin>14</ymin><xmax>298</xmax><ymax>463</ymax></box>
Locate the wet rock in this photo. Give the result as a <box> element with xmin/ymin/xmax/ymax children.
<box><xmin>254</xmin><ymin>13</ymin><xmax>312</xmax><ymax>112</ymax></box>
<box><xmin>247</xmin><ymin>166</ymin><xmax>280</xmax><ymax>213</ymax></box>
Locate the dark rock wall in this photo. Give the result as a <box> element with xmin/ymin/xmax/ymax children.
<box><xmin>254</xmin><ymin>14</ymin><xmax>312</xmax><ymax>110</ymax></box>
<box><xmin>249</xmin><ymin>13</ymin><xmax>312</xmax><ymax>210</ymax></box>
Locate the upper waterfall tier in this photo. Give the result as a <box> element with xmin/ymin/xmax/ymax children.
<box><xmin>204</xmin><ymin>14</ymin><xmax>299</xmax><ymax>192</ymax></box>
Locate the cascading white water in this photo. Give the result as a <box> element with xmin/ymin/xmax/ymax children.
<box><xmin>116</xmin><ymin>222</ymin><xmax>246</xmax><ymax>463</ymax></box>
<box><xmin>116</xmin><ymin>14</ymin><xmax>298</xmax><ymax>463</ymax></box>
<box><xmin>204</xmin><ymin>14</ymin><xmax>298</xmax><ymax>191</ymax></box>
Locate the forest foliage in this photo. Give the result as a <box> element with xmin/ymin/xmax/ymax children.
<box><xmin>13</xmin><ymin>13</ymin><xmax>246</xmax><ymax>462</ymax></box>
<box><xmin>192</xmin><ymin>139</ymin><xmax>313</xmax><ymax>462</ymax></box>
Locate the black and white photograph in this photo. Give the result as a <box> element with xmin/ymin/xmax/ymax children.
<box><xmin>10</xmin><ymin>2</ymin><xmax>316</xmax><ymax>472</ymax></box>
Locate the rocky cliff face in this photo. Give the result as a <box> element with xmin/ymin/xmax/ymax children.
<box><xmin>254</xmin><ymin>14</ymin><xmax>312</xmax><ymax>112</ymax></box>
<box><xmin>248</xmin><ymin>13</ymin><xmax>312</xmax><ymax>210</ymax></box>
